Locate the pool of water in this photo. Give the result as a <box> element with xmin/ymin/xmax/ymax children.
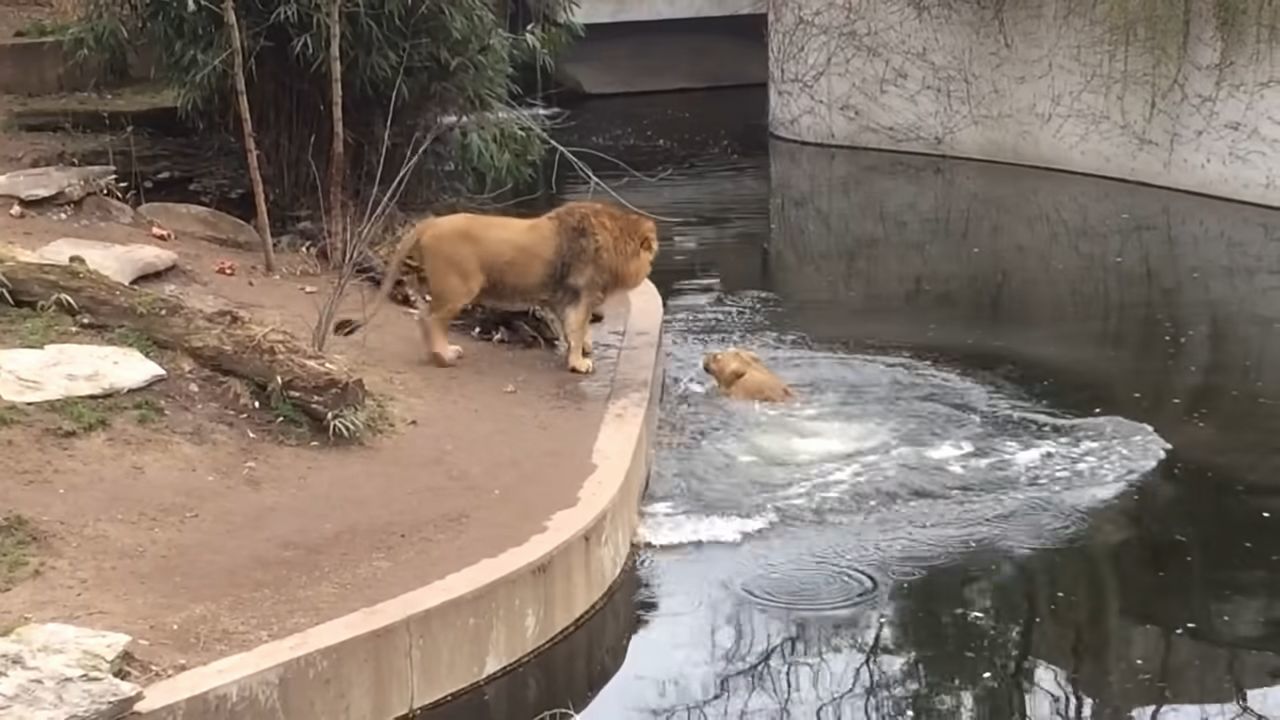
<box><xmin>436</xmin><ymin>87</ymin><xmax>1280</xmax><ymax>719</ymax></box>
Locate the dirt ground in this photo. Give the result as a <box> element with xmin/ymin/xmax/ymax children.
<box><xmin>0</xmin><ymin>198</ymin><xmax>622</xmax><ymax>677</ymax></box>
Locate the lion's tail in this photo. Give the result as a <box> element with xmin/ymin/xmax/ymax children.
<box><xmin>331</xmin><ymin>218</ymin><xmax>430</xmax><ymax>337</ymax></box>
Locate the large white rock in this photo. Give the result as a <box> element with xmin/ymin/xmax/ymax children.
<box><xmin>34</xmin><ymin>238</ymin><xmax>178</xmax><ymax>286</ymax></box>
<box><xmin>0</xmin><ymin>623</ymin><xmax>142</xmax><ymax>720</ymax></box>
<box><xmin>0</xmin><ymin>166</ymin><xmax>117</xmax><ymax>204</ymax></box>
<box><xmin>137</xmin><ymin>201</ymin><xmax>261</xmax><ymax>251</ymax></box>
<box><xmin>0</xmin><ymin>344</ymin><xmax>167</xmax><ymax>404</ymax></box>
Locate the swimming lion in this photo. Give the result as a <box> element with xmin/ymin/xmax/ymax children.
<box><xmin>703</xmin><ymin>348</ymin><xmax>795</xmax><ymax>402</ymax></box>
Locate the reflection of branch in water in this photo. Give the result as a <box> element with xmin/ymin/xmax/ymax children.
<box><xmin>1008</xmin><ymin>574</ymin><xmax>1036</xmax><ymax>720</ymax></box>
<box><xmin>654</xmin><ymin>610</ymin><xmax>916</xmax><ymax>720</ymax></box>
<box><xmin>1229</xmin><ymin>650</ymin><xmax>1271</xmax><ymax>720</ymax></box>
<box><xmin>659</xmin><ymin>630</ymin><xmax>799</xmax><ymax>719</ymax></box>
<box><xmin>827</xmin><ymin>615</ymin><xmax>884</xmax><ymax>718</ymax></box>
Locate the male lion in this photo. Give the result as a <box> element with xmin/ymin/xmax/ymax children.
<box><xmin>333</xmin><ymin>200</ymin><xmax>659</xmax><ymax>374</ymax></box>
<box><xmin>703</xmin><ymin>348</ymin><xmax>795</xmax><ymax>403</ymax></box>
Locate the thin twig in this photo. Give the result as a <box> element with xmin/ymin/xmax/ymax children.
<box><xmin>499</xmin><ymin>101</ymin><xmax>684</xmax><ymax>222</ymax></box>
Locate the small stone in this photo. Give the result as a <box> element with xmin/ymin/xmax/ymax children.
<box><xmin>503</xmin><ymin>384</ymin><xmax>517</xmax><ymax>394</ymax></box>
<box><xmin>300</xmin><ymin>285</ymin><xmax>318</xmax><ymax>294</ymax></box>
<box><xmin>214</xmin><ymin>259</ymin><xmax>238</xmax><ymax>277</ymax></box>
<box><xmin>149</xmin><ymin>224</ymin><xmax>175</xmax><ymax>242</ymax></box>
<box><xmin>8</xmin><ymin>202</ymin><xmax>23</xmax><ymax>218</ymax></box>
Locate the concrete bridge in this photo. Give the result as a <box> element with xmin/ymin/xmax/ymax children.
<box><xmin>555</xmin><ymin>0</ymin><xmax>766</xmax><ymax>95</ymax></box>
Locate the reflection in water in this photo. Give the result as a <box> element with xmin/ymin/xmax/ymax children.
<box><xmin>768</xmin><ymin>144</ymin><xmax>1280</xmax><ymax>488</ymax></box>
<box><xmin>407</xmin><ymin>558</ymin><xmax>648</xmax><ymax>720</ymax></box>
<box><xmin>495</xmin><ymin>88</ymin><xmax>1280</xmax><ymax>719</ymax></box>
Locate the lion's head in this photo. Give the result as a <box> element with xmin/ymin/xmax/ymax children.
<box><xmin>555</xmin><ymin>201</ymin><xmax>660</xmax><ymax>292</ymax></box>
<box><xmin>703</xmin><ymin>348</ymin><xmax>763</xmax><ymax>388</ymax></box>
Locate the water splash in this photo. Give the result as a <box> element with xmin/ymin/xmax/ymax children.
<box><xmin>641</xmin><ymin>287</ymin><xmax>1171</xmax><ymax>595</ymax></box>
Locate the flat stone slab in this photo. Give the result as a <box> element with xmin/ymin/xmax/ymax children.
<box><xmin>35</xmin><ymin>238</ymin><xmax>178</xmax><ymax>285</ymax></box>
<box><xmin>137</xmin><ymin>202</ymin><xmax>260</xmax><ymax>251</ymax></box>
<box><xmin>0</xmin><ymin>166</ymin><xmax>118</xmax><ymax>204</ymax></box>
<box><xmin>0</xmin><ymin>623</ymin><xmax>142</xmax><ymax>720</ymax></box>
<box><xmin>0</xmin><ymin>344</ymin><xmax>168</xmax><ymax>404</ymax></box>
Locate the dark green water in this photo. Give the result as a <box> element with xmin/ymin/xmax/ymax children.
<box><xmin>426</xmin><ymin>87</ymin><xmax>1280</xmax><ymax>720</ymax></box>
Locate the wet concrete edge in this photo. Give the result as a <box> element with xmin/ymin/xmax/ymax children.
<box><xmin>129</xmin><ymin>279</ymin><xmax>665</xmax><ymax>720</ymax></box>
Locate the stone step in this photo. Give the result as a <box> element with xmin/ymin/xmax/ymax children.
<box><xmin>2</xmin><ymin>83</ymin><xmax>181</xmax><ymax>136</ymax></box>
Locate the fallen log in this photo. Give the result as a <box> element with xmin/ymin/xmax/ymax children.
<box><xmin>0</xmin><ymin>258</ymin><xmax>366</xmax><ymax>423</ymax></box>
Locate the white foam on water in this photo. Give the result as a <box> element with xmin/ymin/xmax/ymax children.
<box><xmin>645</xmin><ymin>331</ymin><xmax>1172</xmax><ymax>568</ymax></box>
<box><xmin>926</xmin><ymin>441</ymin><xmax>975</xmax><ymax>460</ymax></box>
<box><xmin>735</xmin><ymin>418</ymin><xmax>892</xmax><ymax>465</ymax></box>
<box><xmin>638</xmin><ymin>503</ymin><xmax>777</xmax><ymax>547</ymax></box>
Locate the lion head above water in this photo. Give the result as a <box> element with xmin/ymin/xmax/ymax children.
<box><xmin>703</xmin><ymin>348</ymin><xmax>795</xmax><ymax>403</ymax></box>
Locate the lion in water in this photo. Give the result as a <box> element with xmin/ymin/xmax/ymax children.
<box><xmin>703</xmin><ymin>348</ymin><xmax>795</xmax><ymax>402</ymax></box>
<box><xmin>333</xmin><ymin>200</ymin><xmax>659</xmax><ymax>374</ymax></box>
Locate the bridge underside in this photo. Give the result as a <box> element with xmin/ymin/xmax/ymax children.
<box><xmin>555</xmin><ymin>14</ymin><xmax>766</xmax><ymax>96</ymax></box>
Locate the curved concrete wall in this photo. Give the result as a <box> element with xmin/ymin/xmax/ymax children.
<box><xmin>130</xmin><ymin>281</ymin><xmax>664</xmax><ymax>720</ymax></box>
<box><xmin>768</xmin><ymin>0</ymin><xmax>1280</xmax><ymax>207</ymax></box>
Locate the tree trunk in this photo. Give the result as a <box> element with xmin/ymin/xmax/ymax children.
<box><xmin>0</xmin><ymin>260</ymin><xmax>366</xmax><ymax>422</ymax></box>
<box><xmin>223</xmin><ymin>0</ymin><xmax>278</xmax><ymax>274</ymax></box>
<box><xmin>326</xmin><ymin>0</ymin><xmax>346</xmax><ymax>261</ymax></box>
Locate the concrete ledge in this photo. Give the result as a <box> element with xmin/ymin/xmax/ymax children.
<box><xmin>130</xmin><ymin>280</ymin><xmax>665</xmax><ymax>719</ymax></box>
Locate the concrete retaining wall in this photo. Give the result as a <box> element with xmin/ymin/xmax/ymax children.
<box><xmin>0</xmin><ymin>37</ymin><xmax>155</xmax><ymax>95</ymax></box>
<box><xmin>768</xmin><ymin>0</ymin><xmax>1280</xmax><ymax>207</ymax></box>
<box><xmin>129</xmin><ymin>281</ymin><xmax>665</xmax><ymax>719</ymax></box>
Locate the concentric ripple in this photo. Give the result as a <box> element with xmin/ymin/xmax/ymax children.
<box><xmin>739</xmin><ymin>560</ymin><xmax>879</xmax><ymax>612</ymax></box>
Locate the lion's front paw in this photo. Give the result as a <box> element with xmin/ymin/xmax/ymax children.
<box><xmin>569</xmin><ymin>356</ymin><xmax>595</xmax><ymax>374</ymax></box>
<box><xmin>431</xmin><ymin>344</ymin><xmax>465</xmax><ymax>367</ymax></box>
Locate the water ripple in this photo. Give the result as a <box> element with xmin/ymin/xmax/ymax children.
<box><xmin>740</xmin><ymin>559</ymin><xmax>879</xmax><ymax>612</ymax></box>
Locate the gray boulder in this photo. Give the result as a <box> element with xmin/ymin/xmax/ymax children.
<box><xmin>137</xmin><ymin>201</ymin><xmax>261</xmax><ymax>251</ymax></box>
<box><xmin>0</xmin><ymin>166</ymin><xmax>118</xmax><ymax>204</ymax></box>
<box><xmin>0</xmin><ymin>623</ymin><xmax>143</xmax><ymax>720</ymax></box>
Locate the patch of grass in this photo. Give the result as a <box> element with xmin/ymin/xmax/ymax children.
<box><xmin>325</xmin><ymin>395</ymin><xmax>395</xmax><ymax>443</ymax></box>
<box><xmin>9</xmin><ymin>311</ymin><xmax>70</xmax><ymax>348</ymax></box>
<box><xmin>49</xmin><ymin>398</ymin><xmax>111</xmax><ymax>436</ymax></box>
<box><xmin>130</xmin><ymin>396</ymin><xmax>163</xmax><ymax>425</ymax></box>
<box><xmin>0</xmin><ymin>404</ymin><xmax>24</xmax><ymax>428</ymax></box>
<box><xmin>0</xmin><ymin>513</ymin><xmax>41</xmax><ymax>592</ymax></box>
<box><xmin>269</xmin><ymin>395</ymin><xmax>309</xmax><ymax>428</ymax></box>
<box><xmin>110</xmin><ymin>327</ymin><xmax>158</xmax><ymax>357</ymax></box>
